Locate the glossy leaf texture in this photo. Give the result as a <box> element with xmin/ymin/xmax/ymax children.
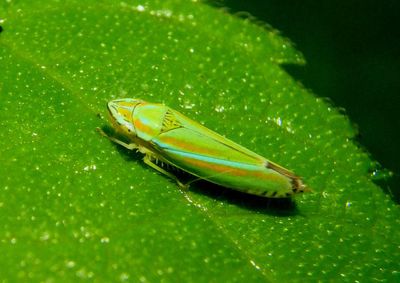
<box><xmin>0</xmin><ymin>0</ymin><xmax>399</xmax><ymax>282</ymax></box>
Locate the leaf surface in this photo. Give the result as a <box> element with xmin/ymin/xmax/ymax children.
<box><xmin>0</xmin><ymin>0</ymin><xmax>399</xmax><ymax>282</ymax></box>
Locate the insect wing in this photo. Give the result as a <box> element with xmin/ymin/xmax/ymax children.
<box><xmin>150</xmin><ymin>108</ymin><xmax>293</xmax><ymax>194</ymax></box>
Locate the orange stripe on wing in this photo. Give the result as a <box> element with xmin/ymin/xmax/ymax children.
<box><xmin>182</xmin><ymin>156</ymin><xmax>287</xmax><ymax>183</ymax></box>
<box><xmin>160</xmin><ymin>136</ymin><xmax>220</xmax><ymax>156</ymax></box>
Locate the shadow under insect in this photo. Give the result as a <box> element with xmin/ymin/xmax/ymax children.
<box><xmin>189</xmin><ymin>180</ymin><xmax>298</xmax><ymax>216</ymax></box>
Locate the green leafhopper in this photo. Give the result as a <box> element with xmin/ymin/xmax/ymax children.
<box><xmin>98</xmin><ymin>98</ymin><xmax>309</xmax><ymax>198</ymax></box>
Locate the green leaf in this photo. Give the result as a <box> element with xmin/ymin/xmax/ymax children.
<box><xmin>1</xmin><ymin>0</ymin><xmax>399</xmax><ymax>282</ymax></box>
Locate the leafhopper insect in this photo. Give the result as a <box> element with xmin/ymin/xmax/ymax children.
<box><xmin>98</xmin><ymin>98</ymin><xmax>308</xmax><ymax>198</ymax></box>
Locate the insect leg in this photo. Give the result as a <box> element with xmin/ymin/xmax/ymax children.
<box><xmin>96</xmin><ymin>127</ymin><xmax>138</xmax><ymax>150</ymax></box>
<box><xmin>143</xmin><ymin>155</ymin><xmax>188</xmax><ymax>189</ymax></box>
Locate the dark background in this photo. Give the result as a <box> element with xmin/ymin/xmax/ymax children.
<box><xmin>221</xmin><ymin>0</ymin><xmax>400</xmax><ymax>202</ymax></box>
